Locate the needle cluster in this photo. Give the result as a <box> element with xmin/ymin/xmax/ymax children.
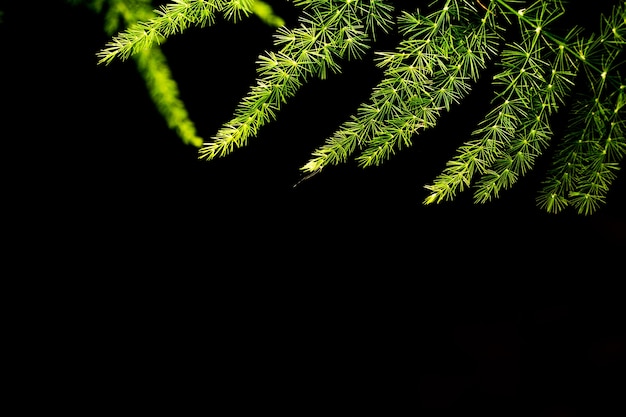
<box><xmin>92</xmin><ymin>0</ymin><xmax>626</xmax><ymax>215</ymax></box>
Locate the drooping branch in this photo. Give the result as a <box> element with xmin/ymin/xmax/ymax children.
<box><xmin>301</xmin><ymin>0</ymin><xmax>502</xmax><ymax>175</ymax></box>
<box><xmin>537</xmin><ymin>1</ymin><xmax>626</xmax><ymax>214</ymax></box>
<box><xmin>424</xmin><ymin>0</ymin><xmax>569</xmax><ymax>204</ymax></box>
<box><xmin>198</xmin><ymin>0</ymin><xmax>395</xmax><ymax>161</ymax></box>
<box><xmin>100</xmin><ymin>0</ymin><xmax>204</xmax><ymax>147</ymax></box>
<box><xmin>97</xmin><ymin>0</ymin><xmax>250</xmax><ymax>65</ymax></box>
<box><xmin>88</xmin><ymin>0</ymin><xmax>626</xmax><ymax>214</ymax></box>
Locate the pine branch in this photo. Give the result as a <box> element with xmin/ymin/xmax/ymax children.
<box><xmin>301</xmin><ymin>0</ymin><xmax>501</xmax><ymax>175</ymax></box>
<box><xmin>472</xmin><ymin>28</ymin><xmax>580</xmax><ymax>203</ymax></box>
<box><xmin>538</xmin><ymin>84</ymin><xmax>626</xmax><ymax>214</ymax></box>
<box><xmin>221</xmin><ymin>0</ymin><xmax>257</xmax><ymax>22</ymax></box>
<box><xmin>135</xmin><ymin>46</ymin><xmax>203</xmax><ymax>147</ymax></box>
<box><xmin>424</xmin><ymin>0</ymin><xmax>572</xmax><ymax>204</ymax></box>
<box><xmin>198</xmin><ymin>0</ymin><xmax>395</xmax><ymax>161</ymax></box>
<box><xmin>101</xmin><ymin>0</ymin><xmax>203</xmax><ymax>147</ymax></box>
<box><xmin>89</xmin><ymin>0</ymin><xmax>626</xmax><ymax>215</ymax></box>
<box><xmin>355</xmin><ymin>5</ymin><xmax>493</xmax><ymax>168</ymax></box>
<box><xmin>96</xmin><ymin>0</ymin><xmax>242</xmax><ymax>65</ymax></box>
<box><xmin>537</xmin><ymin>0</ymin><xmax>626</xmax><ymax>214</ymax></box>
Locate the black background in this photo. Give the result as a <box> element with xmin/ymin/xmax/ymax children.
<box><xmin>2</xmin><ymin>2</ymin><xmax>624</xmax><ymax>415</ymax></box>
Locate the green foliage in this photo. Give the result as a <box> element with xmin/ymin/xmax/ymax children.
<box><xmin>535</xmin><ymin>5</ymin><xmax>626</xmax><ymax>215</ymax></box>
<box><xmin>303</xmin><ymin>1</ymin><xmax>501</xmax><ymax>173</ymax></box>
<box><xmin>71</xmin><ymin>0</ymin><xmax>203</xmax><ymax>146</ymax></box>
<box><xmin>199</xmin><ymin>0</ymin><xmax>395</xmax><ymax>160</ymax></box>
<box><xmin>96</xmin><ymin>0</ymin><xmax>284</xmax><ymax>64</ymax></box>
<box><xmin>92</xmin><ymin>0</ymin><xmax>626</xmax><ymax>215</ymax></box>
<box><xmin>74</xmin><ymin>0</ymin><xmax>285</xmax><ymax>148</ymax></box>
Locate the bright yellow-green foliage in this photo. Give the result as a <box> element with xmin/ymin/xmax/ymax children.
<box><xmin>87</xmin><ymin>0</ymin><xmax>626</xmax><ymax>215</ymax></box>
<box><xmin>96</xmin><ymin>0</ymin><xmax>285</xmax><ymax>64</ymax></box>
<box><xmin>96</xmin><ymin>0</ymin><xmax>204</xmax><ymax>147</ymax></box>
<box><xmin>134</xmin><ymin>46</ymin><xmax>204</xmax><ymax>147</ymax></box>
<box><xmin>199</xmin><ymin>0</ymin><xmax>394</xmax><ymax>160</ymax></box>
<box><xmin>251</xmin><ymin>0</ymin><xmax>285</xmax><ymax>27</ymax></box>
<box><xmin>76</xmin><ymin>0</ymin><xmax>286</xmax><ymax>148</ymax></box>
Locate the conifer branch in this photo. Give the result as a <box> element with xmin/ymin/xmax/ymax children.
<box><xmin>537</xmin><ymin>86</ymin><xmax>626</xmax><ymax>214</ymax></box>
<box><xmin>99</xmin><ymin>0</ymin><xmax>203</xmax><ymax>147</ymax></box>
<box><xmin>301</xmin><ymin>0</ymin><xmax>502</xmax><ymax>174</ymax></box>
<box><xmin>472</xmin><ymin>29</ymin><xmax>580</xmax><ymax>203</ymax></box>
<box><xmin>88</xmin><ymin>0</ymin><xmax>626</xmax><ymax>215</ymax></box>
<box><xmin>97</xmin><ymin>0</ymin><xmax>251</xmax><ymax>65</ymax></box>
<box><xmin>424</xmin><ymin>0</ymin><xmax>576</xmax><ymax>204</ymax></box>
<box><xmin>198</xmin><ymin>0</ymin><xmax>395</xmax><ymax>161</ymax></box>
<box><xmin>135</xmin><ymin>47</ymin><xmax>204</xmax><ymax>146</ymax></box>
<box><xmin>537</xmin><ymin>1</ymin><xmax>626</xmax><ymax>214</ymax></box>
<box><xmin>356</xmin><ymin>4</ymin><xmax>496</xmax><ymax>168</ymax></box>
